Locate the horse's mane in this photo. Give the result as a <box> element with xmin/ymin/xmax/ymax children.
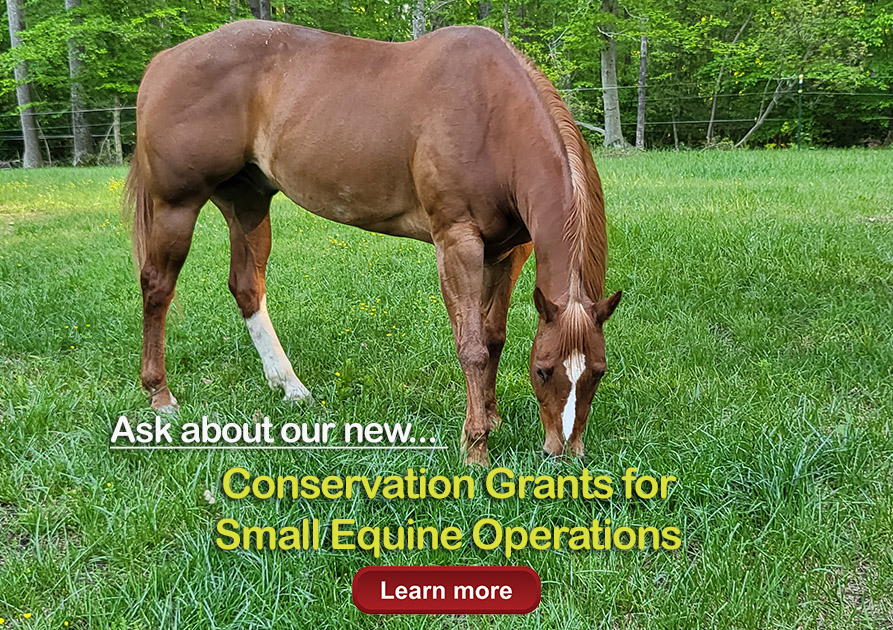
<box><xmin>500</xmin><ymin>36</ymin><xmax>607</xmax><ymax>303</ymax></box>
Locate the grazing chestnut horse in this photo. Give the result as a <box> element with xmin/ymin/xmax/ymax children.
<box><xmin>126</xmin><ymin>21</ymin><xmax>621</xmax><ymax>465</ymax></box>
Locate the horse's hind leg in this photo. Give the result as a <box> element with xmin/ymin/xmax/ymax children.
<box><xmin>212</xmin><ymin>172</ymin><xmax>310</xmax><ymax>403</ymax></box>
<box><xmin>141</xmin><ymin>200</ymin><xmax>202</xmax><ymax>412</ymax></box>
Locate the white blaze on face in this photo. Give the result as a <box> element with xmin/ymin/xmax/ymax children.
<box><xmin>561</xmin><ymin>351</ymin><xmax>586</xmax><ymax>440</ymax></box>
<box><xmin>245</xmin><ymin>295</ymin><xmax>311</xmax><ymax>401</ymax></box>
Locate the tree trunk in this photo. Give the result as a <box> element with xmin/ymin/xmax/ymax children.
<box><xmin>247</xmin><ymin>0</ymin><xmax>269</xmax><ymax>19</ymax></box>
<box><xmin>635</xmin><ymin>34</ymin><xmax>647</xmax><ymax>150</ymax></box>
<box><xmin>599</xmin><ymin>0</ymin><xmax>629</xmax><ymax>148</ymax></box>
<box><xmin>112</xmin><ymin>95</ymin><xmax>123</xmax><ymax>166</ymax></box>
<box><xmin>706</xmin><ymin>15</ymin><xmax>751</xmax><ymax>145</ymax></box>
<box><xmin>5</xmin><ymin>0</ymin><xmax>42</xmax><ymax>168</ymax></box>
<box><xmin>65</xmin><ymin>0</ymin><xmax>94</xmax><ymax>165</ymax></box>
<box><xmin>502</xmin><ymin>1</ymin><xmax>509</xmax><ymax>38</ymax></box>
<box><xmin>412</xmin><ymin>0</ymin><xmax>425</xmax><ymax>39</ymax></box>
<box><xmin>478</xmin><ymin>1</ymin><xmax>491</xmax><ymax>19</ymax></box>
<box><xmin>735</xmin><ymin>79</ymin><xmax>794</xmax><ymax>147</ymax></box>
<box><xmin>230</xmin><ymin>0</ymin><xmax>238</xmax><ymax>21</ymax></box>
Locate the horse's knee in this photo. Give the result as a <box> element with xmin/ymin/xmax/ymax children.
<box><xmin>228</xmin><ymin>274</ymin><xmax>263</xmax><ymax>316</ymax></box>
<box><xmin>456</xmin><ymin>341</ymin><xmax>488</xmax><ymax>372</ymax></box>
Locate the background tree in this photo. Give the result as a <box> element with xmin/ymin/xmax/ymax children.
<box><xmin>598</xmin><ymin>0</ymin><xmax>630</xmax><ymax>148</ymax></box>
<box><xmin>412</xmin><ymin>0</ymin><xmax>424</xmax><ymax>39</ymax></box>
<box><xmin>66</xmin><ymin>0</ymin><xmax>94</xmax><ymax>165</ymax></box>
<box><xmin>248</xmin><ymin>0</ymin><xmax>271</xmax><ymax>21</ymax></box>
<box><xmin>4</xmin><ymin>0</ymin><xmax>42</xmax><ymax>166</ymax></box>
<box><xmin>636</xmin><ymin>31</ymin><xmax>646</xmax><ymax>150</ymax></box>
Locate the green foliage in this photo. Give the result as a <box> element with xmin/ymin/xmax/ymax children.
<box><xmin>1</xmin><ymin>0</ymin><xmax>891</xmax><ymax>159</ymax></box>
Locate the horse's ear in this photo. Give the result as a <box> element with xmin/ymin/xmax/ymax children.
<box><xmin>595</xmin><ymin>290</ymin><xmax>622</xmax><ymax>324</ymax></box>
<box><xmin>533</xmin><ymin>287</ymin><xmax>558</xmax><ymax>323</ymax></box>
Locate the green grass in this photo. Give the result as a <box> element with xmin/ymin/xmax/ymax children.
<box><xmin>0</xmin><ymin>149</ymin><xmax>891</xmax><ymax>629</ymax></box>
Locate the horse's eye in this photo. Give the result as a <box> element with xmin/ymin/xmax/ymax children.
<box><xmin>536</xmin><ymin>367</ymin><xmax>552</xmax><ymax>383</ymax></box>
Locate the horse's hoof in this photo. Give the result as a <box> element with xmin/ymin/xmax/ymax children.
<box><xmin>283</xmin><ymin>392</ymin><xmax>312</xmax><ymax>404</ymax></box>
<box><xmin>464</xmin><ymin>450</ymin><xmax>489</xmax><ymax>467</ymax></box>
<box><xmin>150</xmin><ymin>389</ymin><xmax>179</xmax><ymax>413</ymax></box>
<box><xmin>541</xmin><ymin>445</ymin><xmax>565</xmax><ymax>459</ymax></box>
<box><xmin>282</xmin><ymin>384</ymin><xmax>312</xmax><ymax>404</ymax></box>
<box><xmin>462</xmin><ymin>439</ymin><xmax>490</xmax><ymax>467</ymax></box>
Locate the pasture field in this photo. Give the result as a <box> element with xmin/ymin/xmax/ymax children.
<box><xmin>0</xmin><ymin>149</ymin><xmax>891</xmax><ymax>629</ymax></box>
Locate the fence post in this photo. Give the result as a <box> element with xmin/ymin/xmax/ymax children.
<box><xmin>797</xmin><ymin>74</ymin><xmax>803</xmax><ymax>149</ymax></box>
<box><xmin>113</xmin><ymin>95</ymin><xmax>123</xmax><ymax>165</ymax></box>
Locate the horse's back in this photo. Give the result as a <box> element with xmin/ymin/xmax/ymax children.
<box><xmin>138</xmin><ymin>22</ymin><xmax>516</xmax><ymax>134</ymax></box>
<box><xmin>138</xmin><ymin>22</ymin><xmax>530</xmax><ymax>157</ymax></box>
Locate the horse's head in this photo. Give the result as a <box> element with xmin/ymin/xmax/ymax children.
<box><xmin>530</xmin><ymin>287</ymin><xmax>621</xmax><ymax>457</ymax></box>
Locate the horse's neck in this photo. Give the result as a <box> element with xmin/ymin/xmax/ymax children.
<box><xmin>512</xmin><ymin>125</ymin><xmax>587</xmax><ymax>305</ymax></box>
<box><xmin>525</xmin><ymin>198</ymin><xmax>580</xmax><ymax>305</ymax></box>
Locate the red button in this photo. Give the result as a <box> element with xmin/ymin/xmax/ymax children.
<box><xmin>352</xmin><ymin>566</ymin><xmax>541</xmax><ymax>614</ymax></box>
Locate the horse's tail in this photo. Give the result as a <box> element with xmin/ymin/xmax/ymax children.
<box><xmin>500</xmin><ymin>36</ymin><xmax>607</xmax><ymax>300</ymax></box>
<box><xmin>123</xmin><ymin>145</ymin><xmax>152</xmax><ymax>278</ymax></box>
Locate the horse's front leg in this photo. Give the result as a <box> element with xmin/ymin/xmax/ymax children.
<box><xmin>481</xmin><ymin>243</ymin><xmax>533</xmax><ymax>429</ymax></box>
<box><xmin>433</xmin><ymin>225</ymin><xmax>492</xmax><ymax>466</ymax></box>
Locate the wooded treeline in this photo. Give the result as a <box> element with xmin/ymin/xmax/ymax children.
<box><xmin>2</xmin><ymin>0</ymin><xmax>891</xmax><ymax>165</ymax></box>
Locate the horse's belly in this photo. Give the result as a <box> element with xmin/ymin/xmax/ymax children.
<box><xmin>277</xmin><ymin>182</ymin><xmax>431</xmax><ymax>242</ymax></box>
<box><xmin>258</xmin><ymin>133</ymin><xmax>430</xmax><ymax>239</ymax></box>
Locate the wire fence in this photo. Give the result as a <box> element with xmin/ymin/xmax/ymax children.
<box><xmin>1</xmin><ymin>86</ymin><xmax>890</xmax><ymax>160</ymax></box>
<box><xmin>1</xmin><ymin>105</ymin><xmax>136</xmax><ymax>164</ymax></box>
